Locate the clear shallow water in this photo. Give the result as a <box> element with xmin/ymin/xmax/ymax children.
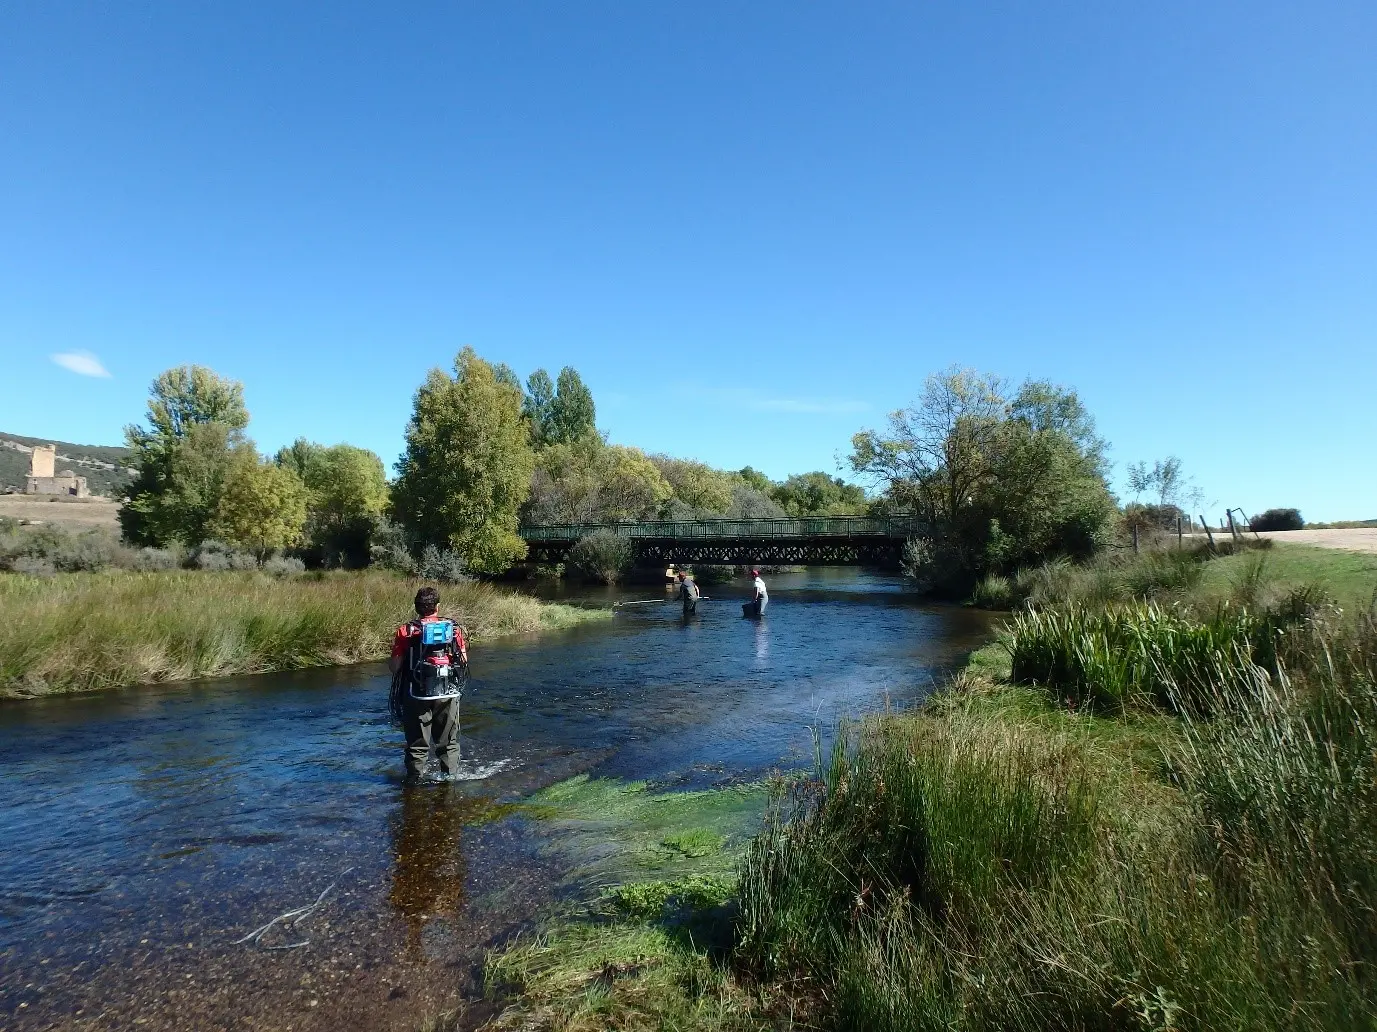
<box><xmin>0</xmin><ymin>569</ymin><xmax>992</xmax><ymax>1030</ymax></box>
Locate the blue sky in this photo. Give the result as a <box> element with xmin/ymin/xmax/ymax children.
<box><xmin>2</xmin><ymin>2</ymin><xmax>1373</xmax><ymax>520</ymax></box>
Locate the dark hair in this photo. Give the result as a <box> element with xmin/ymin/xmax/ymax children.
<box><xmin>414</xmin><ymin>586</ymin><xmax>440</xmax><ymax>614</ymax></box>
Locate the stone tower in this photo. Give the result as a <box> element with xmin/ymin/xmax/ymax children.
<box><xmin>30</xmin><ymin>445</ymin><xmax>55</xmax><ymax>479</ymax></box>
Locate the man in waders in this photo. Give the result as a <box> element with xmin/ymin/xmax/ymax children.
<box><xmin>389</xmin><ymin>586</ymin><xmax>468</xmax><ymax>781</ymax></box>
<box><xmin>745</xmin><ymin>568</ymin><xmax>769</xmax><ymax>618</ymax></box>
<box><xmin>677</xmin><ymin>570</ymin><xmax>701</xmax><ymax>615</ymax></box>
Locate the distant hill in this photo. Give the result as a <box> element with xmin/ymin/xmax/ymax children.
<box><xmin>0</xmin><ymin>433</ymin><xmax>135</xmax><ymax>498</ymax></box>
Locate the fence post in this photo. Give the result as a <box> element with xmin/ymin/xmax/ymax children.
<box><xmin>1177</xmin><ymin>515</ymin><xmax>1183</xmax><ymax>549</ymax></box>
<box><xmin>1200</xmin><ymin>515</ymin><xmax>1216</xmax><ymax>551</ymax></box>
<box><xmin>1132</xmin><ymin>523</ymin><xmax>1139</xmax><ymax>555</ymax></box>
<box><xmin>1226</xmin><ymin>510</ymin><xmax>1240</xmax><ymax>543</ymax></box>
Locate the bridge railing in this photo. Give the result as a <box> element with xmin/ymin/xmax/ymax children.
<box><xmin>519</xmin><ymin>515</ymin><xmax>920</xmax><ymax>542</ymax></box>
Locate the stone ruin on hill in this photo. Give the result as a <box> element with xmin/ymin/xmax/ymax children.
<box><xmin>25</xmin><ymin>444</ymin><xmax>88</xmax><ymax>497</ymax></box>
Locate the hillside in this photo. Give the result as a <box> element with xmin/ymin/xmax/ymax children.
<box><xmin>0</xmin><ymin>433</ymin><xmax>134</xmax><ymax>498</ymax></box>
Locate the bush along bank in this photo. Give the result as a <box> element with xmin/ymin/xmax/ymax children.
<box><xmin>476</xmin><ymin>554</ymin><xmax>1377</xmax><ymax>1031</ymax></box>
<box><xmin>0</xmin><ymin>570</ymin><xmax>606</xmax><ymax>698</ymax></box>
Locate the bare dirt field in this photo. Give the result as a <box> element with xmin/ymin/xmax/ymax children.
<box><xmin>1253</xmin><ymin>528</ymin><xmax>1377</xmax><ymax>553</ymax></box>
<box><xmin>0</xmin><ymin>494</ymin><xmax>121</xmax><ymax>529</ymax></box>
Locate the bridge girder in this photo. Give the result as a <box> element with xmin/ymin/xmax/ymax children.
<box><xmin>524</xmin><ymin>536</ymin><xmax>905</xmax><ymax>568</ymax></box>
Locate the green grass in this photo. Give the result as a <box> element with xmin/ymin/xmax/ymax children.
<box><xmin>0</xmin><ymin>569</ymin><xmax>606</xmax><ymax>698</ymax></box>
<box><xmin>1200</xmin><ymin>542</ymin><xmax>1377</xmax><ymax>611</ymax></box>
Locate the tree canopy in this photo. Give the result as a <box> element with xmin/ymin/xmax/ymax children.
<box><xmin>120</xmin><ymin>366</ymin><xmax>252</xmax><ymax>546</ymax></box>
<box><xmin>390</xmin><ymin>347</ymin><xmax>536</xmax><ymax>573</ymax></box>
<box><xmin>276</xmin><ymin>439</ymin><xmax>389</xmax><ymax>566</ymax></box>
<box><xmin>208</xmin><ymin>451</ymin><xmax>309</xmax><ymax>559</ymax></box>
<box><xmin>850</xmin><ymin>367</ymin><xmax>1116</xmax><ymax>591</ymax></box>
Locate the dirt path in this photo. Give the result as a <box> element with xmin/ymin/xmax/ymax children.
<box><xmin>1252</xmin><ymin>528</ymin><xmax>1377</xmax><ymax>553</ymax></box>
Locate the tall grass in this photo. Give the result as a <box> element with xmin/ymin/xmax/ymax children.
<box><xmin>735</xmin><ymin>616</ymin><xmax>1377</xmax><ymax>1030</ymax></box>
<box><xmin>1003</xmin><ymin>591</ymin><xmax>1329</xmax><ymax>714</ymax></box>
<box><xmin>0</xmin><ymin>570</ymin><xmax>604</xmax><ymax>697</ymax></box>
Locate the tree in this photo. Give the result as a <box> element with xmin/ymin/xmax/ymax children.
<box><xmin>772</xmin><ymin>472</ymin><xmax>868</xmax><ymax>516</ymax></box>
<box><xmin>1009</xmin><ymin>380</ymin><xmax>1107</xmax><ymax>474</ymax></box>
<box><xmin>546</xmin><ymin>367</ymin><xmax>597</xmax><ymax>446</ymax></box>
<box><xmin>650</xmin><ymin>456</ymin><xmax>735</xmax><ymax>516</ymax></box>
<box><xmin>207</xmin><ymin>450</ymin><xmax>309</xmax><ymax>560</ymax></box>
<box><xmin>736</xmin><ymin>467</ymin><xmax>774</xmax><ymax>494</ymax></box>
<box><xmin>390</xmin><ymin>347</ymin><xmax>536</xmax><ymax>573</ymax></box>
<box><xmin>1127</xmin><ymin>457</ymin><xmax>1187</xmax><ymax>510</ymax></box>
<box><xmin>728</xmin><ymin>481</ymin><xmax>787</xmax><ymax>519</ymax></box>
<box><xmin>850</xmin><ymin>367</ymin><xmax>1116</xmax><ymax>591</ymax></box>
<box><xmin>523</xmin><ymin>370</ymin><xmax>556</xmax><ymax>446</ymax></box>
<box><xmin>276</xmin><ymin>439</ymin><xmax>389</xmax><ymax>566</ymax></box>
<box><xmin>525</xmin><ymin>437</ymin><xmax>671</xmax><ymax>524</ymax></box>
<box><xmin>849</xmin><ymin>368</ymin><xmax>1008</xmax><ymax>532</ymax></box>
<box><xmin>120</xmin><ymin>366</ymin><xmax>251</xmax><ymax>546</ymax></box>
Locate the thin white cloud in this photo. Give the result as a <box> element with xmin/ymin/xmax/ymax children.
<box><xmin>51</xmin><ymin>351</ymin><xmax>112</xmax><ymax>378</ymax></box>
<box><xmin>697</xmin><ymin>387</ymin><xmax>868</xmax><ymax>415</ymax></box>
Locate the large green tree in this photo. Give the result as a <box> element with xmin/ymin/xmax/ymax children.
<box><xmin>850</xmin><ymin>367</ymin><xmax>1115</xmax><ymax>590</ymax></box>
<box><xmin>276</xmin><ymin>439</ymin><xmax>389</xmax><ymax>566</ymax></box>
<box><xmin>391</xmin><ymin>347</ymin><xmax>535</xmax><ymax>573</ymax></box>
<box><xmin>526</xmin><ymin>436</ymin><xmax>671</xmax><ymax>524</ymax></box>
<box><xmin>120</xmin><ymin>366</ymin><xmax>251</xmax><ymax>546</ymax></box>
<box><xmin>772</xmin><ymin>472</ymin><xmax>868</xmax><ymax>516</ymax></box>
<box><xmin>208</xmin><ymin>450</ymin><xmax>309</xmax><ymax>560</ymax></box>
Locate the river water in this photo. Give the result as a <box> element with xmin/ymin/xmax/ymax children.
<box><xmin>0</xmin><ymin>569</ymin><xmax>992</xmax><ymax>1031</ymax></box>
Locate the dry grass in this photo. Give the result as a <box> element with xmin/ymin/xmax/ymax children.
<box><xmin>0</xmin><ymin>569</ymin><xmax>605</xmax><ymax>698</ymax></box>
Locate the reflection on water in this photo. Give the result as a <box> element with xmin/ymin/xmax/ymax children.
<box><xmin>0</xmin><ymin>569</ymin><xmax>994</xmax><ymax>1030</ymax></box>
<box><xmin>388</xmin><ymin>787</ymin><xmax>476</xmax><ymax>964</ymax></box>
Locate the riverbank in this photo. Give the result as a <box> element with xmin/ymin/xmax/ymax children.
<box><xmin>474</xmin><ymin>545</ymin><xmax>1377</xmax><ymax>1031</ymax></box>
<box><xmin>0</xmin><ymin>569</ymin><xmax>606</xmax><ymax>698</ymax></box>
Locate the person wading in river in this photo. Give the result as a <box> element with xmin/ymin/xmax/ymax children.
<box><xmin>676</xmin><ymin>570</ymin><xmax>701</xmax><ymax>615</ymax></box>
<box><xmin>744</xmin><ymin>568</ymin><xmax>769</xmax><ymax>618</ymax></box>
<box><xmin>389</xmin><ymin>586</ymin><xmax>468</xmax><ymax>781</ymax></box>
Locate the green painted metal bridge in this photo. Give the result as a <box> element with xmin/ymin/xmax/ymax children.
<box><xmin>519</xmin><ymin>516</ymin><xmax>919</xmax><ymax>567</ymax></box>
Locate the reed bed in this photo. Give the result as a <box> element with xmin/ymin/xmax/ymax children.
<box><xmin>0</xmin><ymin>570</ymin><xmax>603</xmax><ymax>697</ymax></box>
<box><xmin>730</xmin><ymin>596</ymin><xmax>1377</xmax><ymax>1030</ymax></box>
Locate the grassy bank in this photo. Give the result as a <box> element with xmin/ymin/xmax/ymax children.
<box><xmin>0</xmin><ymin>569</ymin><xmax>605</xmax><ymax>698</ymax></box>
<box><xmin>473</xmin><ymin>543</ymin><xmax>1377</xmax><ymax>1032</ymax></box>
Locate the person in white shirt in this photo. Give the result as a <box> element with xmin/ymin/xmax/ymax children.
<box><xmin>745</xmin><ymin>568</ymin><xmax>768</xmax><ymax>618</ymax></box>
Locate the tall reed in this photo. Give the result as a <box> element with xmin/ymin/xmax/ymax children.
<box><xmin>0</xmin><ymin>570</ymin><xmax>603</xmax><ymax>697</ymax></box>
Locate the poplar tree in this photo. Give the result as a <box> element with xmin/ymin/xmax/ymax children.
<box><xmin>391</xmin><ymin>347</ymin><xmax>535</xmax><ymax>573</ymax></box>
<box><xmin>120</xmin><ymin>365</ymin><xmax>251</xmax><ymax>546</ymax></box>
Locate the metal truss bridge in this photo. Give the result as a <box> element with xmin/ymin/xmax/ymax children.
<box><xmin>519</xmin><ymin>516</ymin><xmax>919</xmax><ymax>568</ymax></box>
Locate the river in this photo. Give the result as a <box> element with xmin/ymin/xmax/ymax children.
<box><xmin>0</xmin><ymin>569</ymin><xmax>992</xmax><ymax>1031</ymax></box>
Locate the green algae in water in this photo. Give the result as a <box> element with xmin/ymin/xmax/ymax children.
<box><xmin>521</xmin><ymin>775</ymin><xmax>768</xmax><ymax>886</ymax></box>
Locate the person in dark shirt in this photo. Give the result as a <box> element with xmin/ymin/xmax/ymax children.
<box><xmin>389</xmin><ymin>586</ymin><xmax>468</xmax><ymax>780</ymax></box>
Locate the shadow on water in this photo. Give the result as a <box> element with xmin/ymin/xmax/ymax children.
<box><xmin>0</xmin><ymin>569</ymin><xmax>995</xmax><ymax>1030</ymax></box>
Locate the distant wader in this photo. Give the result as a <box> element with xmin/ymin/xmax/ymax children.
<box><xmin>744</xmin><ymin>575</ymin><xmax>768</xmax><ymax>618</ymax></box>
<box><xmin>680</xmin><ymin>578</ymin><xmax>700</xmax><ymax>615</ymax></box>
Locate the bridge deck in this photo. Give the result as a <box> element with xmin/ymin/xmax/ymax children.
<box><xmin>519</xmin><ymin>516</ymin><xmax>918</xmax><ymax>567</ymax></box>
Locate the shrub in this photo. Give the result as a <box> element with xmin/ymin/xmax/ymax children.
<box><xmin>969</xmin><ymin>573</ymin><xmax>1018</xmax><ymax>609</ymax></box>
<box><xmin>261</xmin><ymin>555</ymin><xmax>306</xmax><ymax>577</ymax></box>
<box><xmin>10</xmin><ymin>555</ymin><xmax>55</xmax><ymax>578</ymax></box>
<box><xmin>567</xmin><ymin>529</ymin><xmax>633</xmax><ymax>584</ymax></box>
<box><xmin>1250</xmin><ymin>507</ymin><xmax>1304</xmax><ymax>532</ymax></box>
<box><xmin>368</xmin><ymin>519</ymin><xmax>417</xmax><ymax>575</ymax></box>
<box><xmin>189</xmin><ymin>539</ymin><xmax>257</xmax><ymax>571</ymax></box>
<box><xmin>130</xmin><ymin>546</ymin><xmax>179</xmax><ymax>572</ymax></box>
<box><xmin>417</xmin><ymin>544</ymin><xmax>469</xmax><ymax>584</ymax></box>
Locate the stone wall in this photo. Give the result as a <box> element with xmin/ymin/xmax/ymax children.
<box><xmin>26</xmin><ymin>474</ymin><xmax>89</xmax><ymax>497</ymax></box>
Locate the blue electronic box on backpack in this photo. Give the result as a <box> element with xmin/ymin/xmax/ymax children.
<box><xmin>421</xmin><ymin>620</ymin><xmax>455</xmax><ymax>646</ymax></box>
